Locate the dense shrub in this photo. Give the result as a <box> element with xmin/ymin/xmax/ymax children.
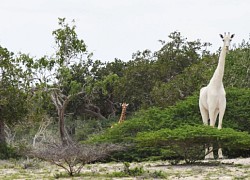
<box><xmin>0</xmin><ymin>143</ymin><xmax>19</xmax><ymax>159</ymax></box>
<box><xmin>136</xmin><ymin>125</ymin><xmax>250</xmax><ymax>163</ymax></box>
<box><xmin>224</xmin><ymin>45</ymin><xmax>250</xmax><ymax>88</ymax></box>
<box><xmin>86</xmin><ymin>87</ymin><xmax>250</xmax><ymax>161</ymax></box>
<box><xmin>223</xmin><ymin>88</ymin><xmax>250</xmax><ymax>132</ymax></box>
<box><xmin>151</xmin><ymin>55</ymin><xmax>216</xmax><ymax>107</ymax></box>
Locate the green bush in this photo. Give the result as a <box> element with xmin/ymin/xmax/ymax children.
<box><xmin>86</xmin><ymin>87</ymin><xmax>250</xmax><ymax>161</ymax></box>
<box><xmin>123</xmin><ymin>162</ymin><xmax>145</xmax><ymax>176</ymax></box>
<box><xmin>223</xmin><ymin>88</ymin><xmax>250</xmax><ymax>132</ymax></box>
<box><xmin>0</xmin><ymin>143</ymin><xmax>19</xmax><ymax>159</ymax></box>
<box><xmin>136</xmin><ymin>125</ymin><xmax>250</xmax><ymax>163</ymax></box>
<box><xmin>224</xmin><ymin>45</ymin><xmax>250</xmax><ymax>88</ymax></box>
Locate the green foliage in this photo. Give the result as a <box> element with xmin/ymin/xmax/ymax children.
<box><xmin>0</xmin><ymin>143</ymin><xmax>19</xmax><ymax>159</ymax></box>
<box><xmin>109</xmin><ymin>162</ymin><xmax>167</xmax><ymax>179</ymax></box>
<box><xmin>224</xmin><ymin>42</ymin><xmax>250</xmax><ymax>88</ymax></box>
<box><xmin>88</xmin><ymin>94</ymin><xmax>200</xmax><ymax>145</ymax></box>
<box><xmin>116</xmin><ymin>58</ymin><xmax>158</xmax><ymax>110</ymax></box>
<box><xmin>151</xmin><ymin>55</ymin><xmax>216</xmax><ymax>107</ymax></box>
<box><xmin>135</xmin><ymin>87</ymin><xmax>250</xmax><ymax>132</ymax></box>
<box><xmin>155</xmin><ymin>31</ymin><xmax>210</xmax><ymax>80</ymax></box>
<box><xmin>87</xmin><ymin>117</ymin><xmax>157</xmax><ymax>144</ymax></box>
<box><xmin>74</xmin><ymin>117</ymin><xmax>115</xmax><ymax>141</ymax></box>
<box><xmin>136</xmin><ymin>125</ymin><xmax>250</xmax><ymax>163</ymax></box>
<box><xmin>114</xmin><ymin>31</ymin><xmax>211</xmax><ymax>110</ymax></box>
<box><xmin>149</xmin><ymin>170</ymin><xmax>167</xmax><ymax>179</ymax></box>
<box><xmin>88</xmin><ymin>87</ymin><xmax>250</xmax><ymax>144</ymax></box>
<box><xmin>0</xmin><ymin>46</ymin><xmax>33</xmax><ymax>146</ymax></box>
<box><xmin>52</xmin><ymin>18</ymin><xmax>86</xmax><ymax>66</ymax></box>
<box><xmin>123</xmin><ymin>162</ymin><xmax>145</xmax><ymax>176</ymax></box>
<box><xmin>93</xmin><ymin>73</ymin><xmax>119</xmax><ymax>96</ymax></box>
<box><xmin>47</xmin><ymin>18</ymin><xmax>94</xmax><ymax>109</ymax></box>
<box><xmin>87</xmin><ymin>87</ymin><xmax>250</xmax><ymax>161</ymax></box>
<box><xmin>0</xmin><ymin>47</ymin><xmax>30</xmax><ymax>123</ymax></box>
<box><xmin>151</xmin><ymin>40</ymin><xmax>250</xmax><ymax>108</ymax></box>
<box><xmin>224</xmin><ymin>88</ymin><xmax>250</xmax><ymax>132</ymax></box>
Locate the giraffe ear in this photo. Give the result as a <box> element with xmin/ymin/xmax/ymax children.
<box><xmin>231</xmin><ymin>34</ymin><xmax>235</xmax><ymax>38</ymax></box>
<box><xmin>126</xmin><ymin>103</ymin><xmax>129</xmax><ymax>106</ymax></box>
<box><xmin>219</xmin><ymin>34</ymin><xmax>223</xmax><ymax>39</ymax></box>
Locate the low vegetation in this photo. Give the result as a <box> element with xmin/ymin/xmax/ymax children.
<box><xmin>28</xmin><ymin>143</ymin><xmax>125</xmax><ymax>176</ymax></box>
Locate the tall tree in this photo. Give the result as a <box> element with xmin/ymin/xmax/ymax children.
<box><xmin>31</xmin><ymin>18</ymin><xmax>106</xmax><ymax>146</ymax></box>
<box><xmin>0</xmin><ymin>47</ymin><xmax>30</xmax><ymax>144</ymax></box>
<box><xmin>50</xmin><ymin>18</ymin><xmax>88</xmax><ymax>146</ymax></box>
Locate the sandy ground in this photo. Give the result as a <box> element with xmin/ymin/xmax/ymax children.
<box><xmin>85</xmin><ymin>158</ymin><xmax>250</xmax><ymax>180</ymax></box>
<box><xmin>0</xmin><ymin>158</ymin><xmax>249</xmax><ymax>179</ymax></box>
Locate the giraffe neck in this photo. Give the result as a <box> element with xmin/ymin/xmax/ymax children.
<box><xmin>209</xmin><ymin>46</ymin><xmax>227</xmax><ymax>86</ymax></box>
<box><xmin>118</xmin><ymin>107</ymin><xmax>126</xmax><ymax>123</ymax></box>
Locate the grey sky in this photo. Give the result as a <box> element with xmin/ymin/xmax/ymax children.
<box><xmin>0</xmin><ymin>0</ymin><xmax>249</xmax><ymax>61</ymax></box>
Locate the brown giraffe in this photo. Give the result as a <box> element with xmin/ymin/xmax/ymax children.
<box><xmin>118</xmin><ymin>103</ymin><xmax>129</xmax><ymax>124</ymax></box>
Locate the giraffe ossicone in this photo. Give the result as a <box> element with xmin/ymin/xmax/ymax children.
<box><xmin>199</xmin><ymin>32</ymin><xmax>234</xmax><ymax>159</ymax></box>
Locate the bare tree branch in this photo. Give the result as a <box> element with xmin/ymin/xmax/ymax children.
<box><xmin>29</xmin><ymin>143</ymin><xmax>127</xmax><ymax>176</ymax></box>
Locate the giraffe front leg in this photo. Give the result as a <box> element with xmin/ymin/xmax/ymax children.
<box><xmin>199</xmin><ymin>104</ymin><xmax>209</xmax><ymax>126</ymax></box>
<box><xmin>218</xmin><ymin>96</ymin><xmax>226</xmax><ymax>130</ymax></box>
<box><xmin>205</xmin><ymin>146</ymin><xmax>214</xmax><ymax>160</ymax></box>
<box><xmin>218</xmin><ymin>147</ymin><xmax>223</xmax><ymax>159</ymax></box>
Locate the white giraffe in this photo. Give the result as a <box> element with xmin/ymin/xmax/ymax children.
<box><xmin>199</xmin><ymin>32</ymin><xmax>234</xmax><ymax>159</ymax></box>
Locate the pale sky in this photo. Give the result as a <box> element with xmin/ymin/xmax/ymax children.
<box><xmin>0</xmin><ymin>0</ymin><xmax>249</xmax><ymax>62</ymax></box>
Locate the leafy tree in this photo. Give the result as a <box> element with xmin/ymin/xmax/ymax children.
<box><xmin>49</xmin><ymin>18</ymin><xmax>88</xmax><ymax>146</ymax></box>
<box><xmin>223</xmin><ymin>88</ymin><xmax>250</xmax><ymax>132</ymax></box>
<box><xmin>224</xmin><ymin>41</ymin><xmax>250</xmax><ymax>88</ymax></box>
<box><xmin>114</xmin><ymin>31</ymin><xmax>211</xmax><ymax>110</ymax></box>
<box><xmin>30</xmin><ymin>18</ymin><xmax>106</xmax><ymax>146</ymax></box>
<box><xmin>151</xmin><ymin>54</ymin><xmax>217</xmax><ymax>107</ymax></box>
<box><xmin>116</xmin><ymin>58</ymin><xmax>158</xmax><ymax>110</ymax></box>
<box><xmin>0</xmin><ymin>46</ymin><xmax>31</xmax><ymax>144</ymax></box>
<box><xmin>155</xmin><ymin>31</ymin><xmax>211</xmax><ymax>82</ymax></box>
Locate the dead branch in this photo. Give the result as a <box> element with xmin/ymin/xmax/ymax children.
<box><xmin>4</xmin><ymin>124</ymin><xmax>16</xmax><ymax>146</ymax></box>
<box><xmin>32</xmin><ymin>116</ymin><xmax>52</xmax><ymax>147</ymax></box>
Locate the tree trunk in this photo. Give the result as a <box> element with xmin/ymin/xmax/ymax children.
<box><xmin>0</xmin><ymin>119</ymin><xmax>6</xmax><ymax>144</ymax></box>
<box><xmin>51</xmin><ymin>90</ymin><xmax>72</xmax><ymax>146</ymax></box>
<box><xmin>59</xmin><ymin>108</ymin><xmax>69</xmax><ymax>146</ymax></box>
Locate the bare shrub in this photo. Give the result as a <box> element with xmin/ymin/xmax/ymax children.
<box><xmin>4</xmin><ymin>124</ymin><xmax>16</xmax><ymax>146</ymax></box>
<box><xmin>32</xmin><ymin>116</ymin><xmax>53</xmax><ymax>147</ymax></box>
<box><xmin>29</xmin><ymin>143</ymin><xmax>126</xmax><ymax>176</ymax></box>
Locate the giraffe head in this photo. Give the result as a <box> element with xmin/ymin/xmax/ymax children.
<box><xmin>120</xmin><ymin>102</ymin><xmax>129</xmax><ymax>109</ymax></box>
<box><xmin>220</xmin><ymin>32</ymin><xmax>234</xmax><ymax>50</ymax></box>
